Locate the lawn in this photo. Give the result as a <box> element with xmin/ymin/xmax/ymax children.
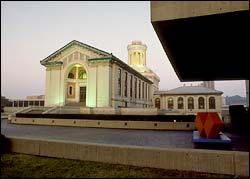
<box><xmin>1</xmin><ymin>153</ymin><xmax>243</xmax><ymax>178</ymax></box>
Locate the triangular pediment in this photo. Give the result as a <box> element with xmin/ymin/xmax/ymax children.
<box><xmin>40</xmin><ymin>40</ymin><xmax>111</xmax><ymax>66</ymax></box>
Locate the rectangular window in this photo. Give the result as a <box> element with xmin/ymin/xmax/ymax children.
<box><xmin>142</xmin><ymin>82</ymin><xmax>144</xmax><ymax>100</ymax></box>
<box><xmin>124</xmin><ymin>72</ymin><xmax>127</xmax><ymax>97</ymax></box>
<box><xmin>118</xmin><ymin>69</ymin><xmax>122</xmax><ymax>96</ymax></box>
<box><xmin>139</xmin><ymin>80</ymin><xmax>141</xmax><ymax>99</ymax></box>
<box><xmin>130</xmin><ymin>75</ymin><xmax>133</xmax><ymax>98</ymax></box>
<box><xmin>135</xmin><ymin>78</ymin><xmax>137</xmax><ymax>99</ymax></box>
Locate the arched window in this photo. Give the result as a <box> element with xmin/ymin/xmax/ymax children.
<box><xmin>167</xmin><ymin>97</ymin><xmax>174</xmax><ymax>109</ymax></box>
<box><xmin>78</xmin><ymin>67</ymin><xmax>87</xmax><ymax>79</ymax></box>
<box><xmin>178</xmin><ymin>97</ymin><xmax>184</xmax><ymax>109</ymax></box>
<box><xmin>188</xmin><ymin>97</ymin><xmax>194</xmax><ymax>109</ymax></box>
<box><xmin>155</xmin><ymin>98</ymin><xmax>160</xmax><ymax>109</ymax></box>
<box><xmin>198</xmin><ymin>97</ymin><xmax>205</xmax><ymax>109</ymax></box>
<box><xmin>209</xmin><ymin>97</ymin><xmax>216</xmax><ymax>109</ymax></box>
<box><xmin>68</xmin><ymin>66</ymin><xmax>76</xmax><ymax>79</ymax></box>
<box><xmin>68</xmin><ymin>73</ymin><xmax>74</xmax><ymax>79</ymax></box>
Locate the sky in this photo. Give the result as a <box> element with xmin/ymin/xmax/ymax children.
<box><xmin>1</xmin><ymin>1</ymin><xmax>247</xmax><ymax>99</ymax></box>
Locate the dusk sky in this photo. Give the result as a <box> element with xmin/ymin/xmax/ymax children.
<box><xmin>1</xmin><ymin>1</ymin><xmax>246</xmax><ymax>99</ymax></box>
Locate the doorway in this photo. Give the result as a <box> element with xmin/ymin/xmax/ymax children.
<box><xmin>79</xmin><ymin>87</ymin><xmax>86</xmax><ymax>106</ymax></box>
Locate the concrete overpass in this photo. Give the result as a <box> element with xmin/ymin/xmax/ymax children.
<box><xmin>150</xmin><ymin>1</ymin><xmax>249</xmax><ymax>106</ymax></box>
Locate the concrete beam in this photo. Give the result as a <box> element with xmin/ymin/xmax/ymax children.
<box><xmin>151</xmin><ymin>1</ymin><xmax>249</xmax><ymax>22</ymax></box>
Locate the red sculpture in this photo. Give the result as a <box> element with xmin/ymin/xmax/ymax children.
<box><xmin>195</xmin><ymin>112</ymin><xmax>223</xmax><ymax>139</ymax></box>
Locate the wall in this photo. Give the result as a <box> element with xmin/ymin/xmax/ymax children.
<box><xmin>7</xmin><ymin>136</ymin><xmax>249</xmax><ymax>176</ymax></box>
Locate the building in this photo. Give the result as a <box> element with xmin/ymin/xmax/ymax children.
<box><xmin>154</xmin><ymin>85</ymin><xmax>223</xmax><ymax>116</ymax></box>
<box><xmin>27</xmin><ymin>95</ymin><xmax>45</xmax><ymax>100</ymax></box>
<box><xmin>201</xmin><ymin>81</ymin><xmax>214</xmax><ymax>90</ymax></box>
<box><xmin>40</xmin><ymin>40</ymin><xmax>155</xmax><ymax>108</ymax></box>
<box><xmin>127</xmin><ymin>41</ymin><xmax>160</xmax><ymax>95</ymax></box>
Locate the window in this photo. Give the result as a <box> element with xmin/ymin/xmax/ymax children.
<box><xmin>135</xmin><ymin>78</ymin><xmax>137</xmax><ymax>99</ymax></box>
<box><xmin>142</xmin><ymin>82</ymin><xmax>144</xmax><ymax>99</ymax></box>
<box><xmin>168</xmin><ymin>97</ymin><xmax>174</xmax><ymax>109</ymax></box>
<box><xmin>124</xmin><ymin>72</ymin><xmax>127</xmax><ymax>97</ymax></box>
<box><xmin>209</xmin><ymin>97</ymin><xmax>216</xmax><ymax>109</ymax></box>
<box><xmin>68</xmin><ymin>66</ymin><xmax>76</xmax><ymax>79</ymax></box>
<box><xmin>188</xmin><ymin>97</ymin><xmax>194</xmax><ymax>109</ymax></box>
<box><xmin>68</xmin><ymin>73</ymin><xmax>74</xmax><ymax>79</ymax></box>
<box><xmin>138</xmin><ymin>52</ymin><xmax>141</xmax><ymax>64</ymax></box>
<box><xmin>145</xmin><ymin>84</ymin><xmax>148</xmax><ymax>100</ymax></box>
<box><xmin>178</xmin><ymin>97</ymin><xmax>184</xmax><ymax>109</ymax></box>
<box><xmin>130</xmin><ymin>75</ymin><xmax>133</xmax><ymax>98</ymax></box>
<box><xmin>118</xmin><ymin>69</ymin><xmax>122</xmax><ymax>96</ymax></box>
<box><xmin>155</xmin><ymin>98</ymin><xmax>160</xmax><ymax>109</ymax></box>
<box><xmin>69</xmin><ymin>86</ymin><xmax>73</xmax><ymax>95</ymax></box>
<box><xmin>139</xmin><ymin>80</ymin><xmax>141</xmax><ymax>99</ymax></box>
<box><xmin>78</xmin><ymin>67</ymin><xmax>87</xmax><ymax>79</ymax></box>
<box><xmin>198</xmin><ymin>97</ymin><xmax>205</xmax><ymax>109</ymax></box>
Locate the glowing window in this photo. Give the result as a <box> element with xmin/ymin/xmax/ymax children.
<box><xmin>178</xmin><ymin>97</ymin><xmax>184</xmax><ymax>109</ymax></box>
<box><xmin>168</xmin><ymin>97</ymin><xmax>174</xmax><ymax>109</ymax></box>
<box><xmin>78</xmin><ymin>67</ymin><xmax>87</xmax><ymax>79</ymax></box>
<box><xmin>209</xmin><ymin>97</ymin><xmax>216</xmax><ymax>109</ymax></box>
<box><xmin>198</xmin><ymin>97</ymin><xmax>205</xmax><ymax>109</ymax></box>
<box><xmin>188</xmin><ymin>97</ymin><xmax>194</xmax><ymax>109</ymax></box>
<box><xmin>155</xmin><ymin>98</ymin><xmax>160</xmax><ymax>109</ymax></box>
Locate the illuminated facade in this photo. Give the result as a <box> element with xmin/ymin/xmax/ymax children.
<box><xmin>40</xmin><ymin>40</ymin><xmax>153</xmax><ymax>108</ymax></box>
<box><xmin>153</xmin><ymin>85</ymin><xmax>223</xmax><ymax>116</ymax></box>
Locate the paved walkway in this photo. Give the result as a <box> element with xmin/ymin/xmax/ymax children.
<box><xmin>1</xmin><ymin>119</ymin><xmax>249</xmax><ymax>151</ymax></box>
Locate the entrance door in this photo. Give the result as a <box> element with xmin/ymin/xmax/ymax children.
<box><xmin>79</xmin><ymin>87</ymin><xmax>86</xmax><ymax>106</ymax></box>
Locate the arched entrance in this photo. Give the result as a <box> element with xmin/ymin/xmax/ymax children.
<box><xmin>65</xmin><ymin>63</ymin><xmax>87</xmax><ymax>106</ymax></box>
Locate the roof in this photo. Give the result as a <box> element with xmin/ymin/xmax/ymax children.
<box><xmin>88</xmin><ymin>55</ymin><xmax>153</xmax><ymax>84</ymax></box>
<box><xmin>155</xmin><ymin>86</ymin><xmax>223</xmax><ymax>95</ymax></box>
<box><xmin>40</xmin><ymin>40</ymin><xmax>111</xmax><ymax>65</ymax></box>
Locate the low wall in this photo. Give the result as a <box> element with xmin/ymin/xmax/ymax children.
<box><xmin>120</xmin><ymin>108</ymin><xmax>158</xmax><ymax>115</ymax></box>
<box><xmin>80</xmin><ymin>107</ymin><xmax>158</xmax><ymax>115</ymax></box>
<box><xmin>10</xmin><ymin>117</ymin><xmax>195</xmax><ymax>130</ymax></box>
<box><xmin>3</xmin><ymin>107</ymin><xmax>27</xmax><ymax>114</ymax></box>
<box><xmin>6</xmin><ymin>136</ymin><xmax>249</xmax><ymax>176</ymax></box>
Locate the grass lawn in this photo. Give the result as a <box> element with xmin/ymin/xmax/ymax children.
<box><xmin>0</xmin><ymin>153</ymin><xmax>244</xmax><ymax>178</ymax></box>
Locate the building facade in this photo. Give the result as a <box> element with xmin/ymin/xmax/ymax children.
<box><xmin>154</xmin><ymin>85</ymin><xmax>223</xmax><ymax>116</ymax></box>
<box><xmin>40</xmin><ymin>40</ymin><xmax>153</xmax><ymax>108</ymax></box>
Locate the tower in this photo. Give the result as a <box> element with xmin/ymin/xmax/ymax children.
<box><xmin>127</xmin><ymin>40</ymin><xmax>160</xmax><ymax>96</ymax></box>
<box><xmin>127</xmin><ymin>40</ymin><xmax>147</xmax><ymax>67</ymax></box>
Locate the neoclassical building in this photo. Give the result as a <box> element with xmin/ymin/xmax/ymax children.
<box><xmin>154</xmin><ymin>85</ymin><xmax>223</xmax><ymax>116</ymax></box>
<box><xmin>40</xmin><ymin>40</ymin><xmax>159</xmax><ymax>108</ymax></box>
